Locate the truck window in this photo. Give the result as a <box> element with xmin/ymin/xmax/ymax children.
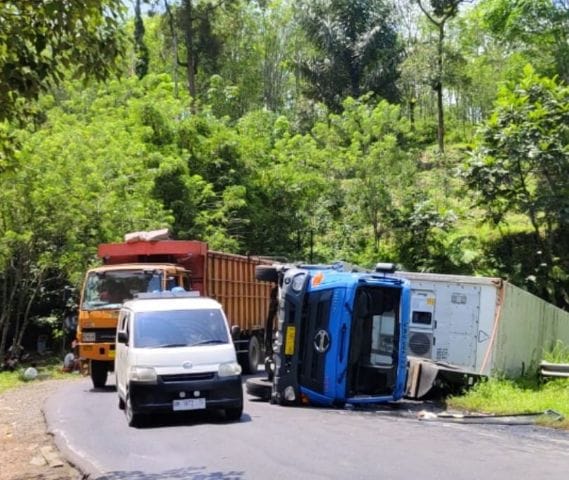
<box><xmin>133</xmin><ymin>309</ymin><xmax>229</xmax><ymax>348</ymax></box>
<box><xmin>370</xmin><ymin>312</ymin><xmax>395</xmax><ymax>365</ymax></box>
<box><xmin>82</xmin><ymin>270</ymin><xmax>163</xmax><ymax>310</ymax></box>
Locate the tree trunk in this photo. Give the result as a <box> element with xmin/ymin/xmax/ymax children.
<box><xmin>182</xmin><ymin>0</ymin><xmax>197</xmax><ymax>111</ymax></box>
<box><xmin>436</xmin><ymin>23</ymin><xmax>445</xmax><ymax>154</ymax></box>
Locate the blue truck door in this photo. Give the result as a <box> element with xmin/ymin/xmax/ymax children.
<box><xmin>298</xmin><ymin>289</ymin><xmax>333</xmax><ymax>395</ymax></box>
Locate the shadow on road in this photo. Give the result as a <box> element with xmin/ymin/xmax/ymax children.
<box><xmin>134</xmin><ymin>410</ymin><xmax>252</xmax><ymax>429</ymax></box>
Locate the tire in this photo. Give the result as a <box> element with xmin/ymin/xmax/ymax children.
<box><xmin>225</xmin><ymin>406</ymin><xmax>243</xmax><ymax>422</ymax></box>
<box><xmin>242</xmin><ymin>336</ymin><xmax>260</xmax><ymax>374</ymax></box>
<box><xmin>246</xmin><ymin>377</ymin><xmax>272</xmax><ymax>401</ymax></box>
<box><xmin>125</xmin><ymin>393</ymin><xmax>142</xmax><ymax>428</ymax></box>
<box><xmin>90</xmin><ymin>360</ymin><xmax>108</xmax><ymax>389</ymax></box>
<box><xmin>255</xmin><ymin>265</ymin><xmax>279</xmax><ymax>283</ymax></box>
<box><xmin>118</xmin><ymin>396</ymin><xmax>125</xmax><ymax>410</ymax></box>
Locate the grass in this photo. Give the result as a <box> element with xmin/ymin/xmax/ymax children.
<box><xmin>448</xmin><ymin>342</ymin><xmax>569</xmax><ymax>429</ymax></box>
<box><xmin>543</xmin><ymin>340</ymin><xmax>569</xmax><ymax>363</ymax></box>
<box><xmin>0</xmin><ymin>356</ymin><xmax>75</xmax><ymax>395</ymax></box>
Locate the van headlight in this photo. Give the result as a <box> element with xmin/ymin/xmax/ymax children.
<box><xmin>218</xmin><ymin>362</ymin><xmax>242</xmax><ymax>377</ymax></box>
<box><xmin>129</xmin><ymin>366</ymin><xmax>157</xmax><ymax>383</ymax></box>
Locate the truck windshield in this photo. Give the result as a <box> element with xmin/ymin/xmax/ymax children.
<box><xmin>82</xmin><ymin>270</ymin><xmax>162</xmax><ymax>310</ymax></box>
<box><xmin>133</xmin><ymin>309</ymin><xmax>229</xmax><ymax>348</ymax></box>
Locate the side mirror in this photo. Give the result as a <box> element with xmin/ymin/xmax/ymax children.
<box><xmin>117</xmin><ymin>331</ymin><xmax>129</xmax><ymax>344</ymax></box>
<box><xmin>231</xmin><ymin>325</ymin><xmax>241</xmax><ymax>339</ymax></box>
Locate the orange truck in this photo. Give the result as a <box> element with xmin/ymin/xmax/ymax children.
<box><xmin>76</xmin><ymin>235</ymin><xmax>273</xmax><ymax>388</ymax></box>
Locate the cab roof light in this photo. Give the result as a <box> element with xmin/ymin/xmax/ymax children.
<box><xmin>375</xmin><ymin>262</ymin><xmax>396</xmax><ymax>274</ymax></box>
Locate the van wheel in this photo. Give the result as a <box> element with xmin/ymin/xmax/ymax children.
<box><xmin>225</xmin><ymin>406</ymin><xmax>243</xmax><ymax>422</ymax></box>
<box><xmin>90</xmin><ymin>361</ymin><xmax>108</xmax><ymax>389</ymax></box>
<box><xmin>242</xmin><ymin>336</ymin><xmax>260</xmax><ymax>374</ymax></box>
<box><xmin>125</xmin><ymin>393</ymin><xmax>142</xmax><ymax>427</ymax></box>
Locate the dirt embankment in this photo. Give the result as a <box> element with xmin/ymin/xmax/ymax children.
<box><xmin>0</xmin><ymin>379</ymin><xmax>83</xmax><ymax>480</ymax></box>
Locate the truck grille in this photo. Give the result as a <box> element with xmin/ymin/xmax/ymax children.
<box><xmin>160</xmin><ymin>373</ymin><xmax>215</xmax><ymax>383</ymax></box>
<box><xmin>82</xmin><ymin>329</ymin><xmax>116</xmax><ymax>343</ymax></box>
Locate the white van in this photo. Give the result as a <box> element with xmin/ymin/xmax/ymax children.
<box><xmin>115</xmin><ymin>292</ymin><xmax>243</xmax><ymax>427</ymax></box>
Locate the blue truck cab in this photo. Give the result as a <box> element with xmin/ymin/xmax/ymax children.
<box><xmin>251</xmin><ymin>263</ymin><xmax>411</xmax><ymax>407</ymax></box>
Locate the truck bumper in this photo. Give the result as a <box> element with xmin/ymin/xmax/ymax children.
<box><xmin>78</xmin><ymin>342</ymin><xmax>116</xmax><ymax>362</ymax></box>
<box><xmin>129</xmin><ymin>375</ymin><xmax>243</xmax><ymax>414</ymax></box>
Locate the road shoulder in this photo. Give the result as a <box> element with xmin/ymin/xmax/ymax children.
<box><xmin>0</xmin><ymin>378</ymin><xmax>83</xmax><ymax>480</ymax></box>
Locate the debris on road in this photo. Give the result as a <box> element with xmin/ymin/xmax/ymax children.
<box><xmin>417</xmin><ymin>409</ymin><xmax>564</xmax><ymax>425</ymax></box>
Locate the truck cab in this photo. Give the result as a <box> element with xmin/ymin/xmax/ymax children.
<box><xmin>251</xmin><ymin>263</ymin><xmax>411</xmax><ymax>407</ymax></box>
<box><xmin>77</xmin><ymin>262</ymin><xmax>192</xmax><ymax>387</ymax></box>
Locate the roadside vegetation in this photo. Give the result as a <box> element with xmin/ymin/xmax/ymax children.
<box><xmin>0</xmin><ymin>357</ymin><xmax>76</xmax><ymax>395</ymax></box>
<box><xmin>448</xmin><ymin>342</ymin><xmax>569</xmax><ymax>429</ymax></box>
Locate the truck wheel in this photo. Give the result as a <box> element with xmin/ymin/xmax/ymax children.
<box><xmin>255</xmin><ymin>265</ymin><xmax>278</xmax><ymax>283</ymax></box>
<box><xmin>90</xmin><ymin>360</ymin><xmax>108</xmax><ymax>389</ymax></box>
<box><xmin>225</xmin><ymin>406</ymin><xmax>243</xmax><ymax>422</ymax></box>
<box><xmin>246</xmin><ymin>377</ymin><xmax>272</xmax><ymax>401</ymax></box>
<box><xmin>242</xmin><ymin>336</ymin><xmax>260</xmax><ymax>374</ymax></box>
<box><xmin>125</xmin><ymin>393</ymin><xmax>142</xmax><ymax>428</ymax></box>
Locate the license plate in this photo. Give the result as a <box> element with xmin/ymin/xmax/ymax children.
<box><xmin>285</xmin><ymin>326</ymin><xmax>296</xmax><ymax>355</ymax></box>
<box><xmin>173</xmin><ymin>398</ymin><xmax>206</xmax><ymax>411</ymax></box>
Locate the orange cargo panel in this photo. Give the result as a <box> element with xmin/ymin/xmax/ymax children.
<box><xmin>206</xmin><ymin>251</ymin><xmax>273</xmax><ymax>332</ymax></box>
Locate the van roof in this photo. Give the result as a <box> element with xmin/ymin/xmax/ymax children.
<box><xmin>123</xmin><ymin>296</ymin><xmax>222</xmax><ymax>313</ymax></box>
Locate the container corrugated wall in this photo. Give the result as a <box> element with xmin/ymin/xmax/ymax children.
<box><xmin>492</xmin><ymin>282</ymin><xmax>569</xmax><ymax>376</ymax></box>
<box><xmin>205</xmin><ymin>251</ymin><xmax>273</xmax><ymax>333</ymax></box>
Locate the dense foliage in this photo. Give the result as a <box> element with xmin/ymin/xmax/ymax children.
<box><xmin>1</xmin><ymin>0</ymin><xmax>568</xmax><ymax>355</ymax></box>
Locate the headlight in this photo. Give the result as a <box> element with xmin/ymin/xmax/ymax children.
<box><xmin>284</xmin><ymin>386</ymin><xmax>296</xmax><ymax>402</ymax></box>
<box><xmin>83</xmin><ymin>332</ymin><xmax>96</xmax><ymax>342</ymax></box>
<box><xmin>291</xmin><ymin>273</ymin><xmax>307</xmax><ymax>292</ymax></box>
<box><xmin>129</xmin><ymin>366</ymin><xmax>157</xmax><ymax>383</ymax></box>
<box><xmin>218</xmin><ymin>362</ymin><xmax>242</xmax><ymax>377</ymax></box>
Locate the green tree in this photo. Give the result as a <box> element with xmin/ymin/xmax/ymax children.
<box><xmin>0</xmin><ymin>0</ymin><xmax>126</xmax><ymax>170</ymax></box>
<box><xmin>478</xmin><ymin>0</ymin><xmax>569</xmax><ymax>83</ymax></box>
<box><xmin>415</xmin><ymin>0</ymin><xmax>467</xmax><ymax>153</ymax></box>
<box><xmin>297</xmin><ymin>0</ymin><xmax>402</xmax><ymax>111</ymax></box>
<box><xmin>0</xmin><ymin>74</ymin><xmax>201</xmax><ymax>356</ymax></box>
<box><xmin>134</xmin><ymin>0</ymin><xmax>150</xmax><ymax>78</ymax></box>
<box><xmin>464</xmin><ymin>66</ymin><xmax>569</xmax><ymax>307</ymax></box>
<box><xmin>162</xmin><ymin>0</ymin><xmax>238</xmax><ymax>110</ymax></box>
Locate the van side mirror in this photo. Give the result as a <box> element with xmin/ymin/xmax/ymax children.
<box><xmin>117</xmin><ymin>331</ymin><xmax>129</xmax><ymax>344</ymax></box>
<box><xmin>231</xmin><ymin>325</ymin><xmax>241</xmax><ymax>339</ymax></box>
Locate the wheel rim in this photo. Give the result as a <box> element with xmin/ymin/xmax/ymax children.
<box><xmin>249</xmin><ymin>340</ymin><xmax>258</xmax><ymax>370</ymax></box>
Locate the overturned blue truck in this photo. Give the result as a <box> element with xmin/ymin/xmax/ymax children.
<box><xmin>247</xmin><ymin>262</ymin><xmax>485</xmax><ymax>406</ymax></box>
<box><xmin>247</xmin><ymin>262</ymin><xmax>414</xmax><ymax>406</ymax></box>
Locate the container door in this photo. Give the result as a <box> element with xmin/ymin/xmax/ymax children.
<box><xmin>433</xmin><ymin>284</ymin><xmax>481</xmax><ymax>368</ymax></box>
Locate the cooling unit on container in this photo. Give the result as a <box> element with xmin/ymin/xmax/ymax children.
<box><xmin>408</xmin><ymin>331</ymin><xmax>433</xmax><ymax>358</ymax></box>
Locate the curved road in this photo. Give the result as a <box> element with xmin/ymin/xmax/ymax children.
<box><xmin>45</xmin><ymin>375</ymin><xmax>569</xmax><ymax>480</ymax></box>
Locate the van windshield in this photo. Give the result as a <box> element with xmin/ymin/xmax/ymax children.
<box><xmin>133</xmin><ymin>309</ymin><xmax>229</xmax><ymax>348</ymax></box>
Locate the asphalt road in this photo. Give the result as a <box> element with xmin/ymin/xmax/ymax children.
<box><xmin>45</xmin><ymin>375</ymin><xmax>569</xmax><ymax>480</ymax></box>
